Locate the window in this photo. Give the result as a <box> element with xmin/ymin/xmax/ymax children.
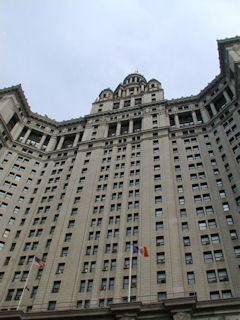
<box><xmin>218</xmin><ymin>269</ymin><xmax>228</xmax><ymax>281</ymax></box>
<box><xmin>52</xmin><ymin>281</ymin><xmax>61</xmax><ymax>293</ymax></box>
<box><xmin>179</xmin><ymin>197</ymin><xmax>185</xmax><ymax>205</ymax></box>
<box><xmin>156</xmin><ymin>236</ymin><xmax>164</xmax><ymax>246</ymax></box>
<box><xmin>230</xmin><ymin>230</ymin><xmax>238</xmax><ymax>240</ymax></box>
<box><xmin>158</xmin><ymin>292</ymin><xmax>167</xmax><ymax>301</ymax></box>
<box><xmin>15</xmin><ymin>289</ymin><xmax>23</xmax><ymax>300</ymax></box>
<box><xmin>3</xmin><ymin>256</ymin><xmax>10</xmax><ymax>266</ymax></box>
<box><xmin>203</xmin><ymin>194</ymin><xmax>211</xmax><ymax>202</ymax></box>
<box><xmin>61</xmin><ymin>247</ymin><xmax>68</xmax><ymax>257</ymax></box>
<box><xmin>208</xmin><ymin>219</ymin><xmax>216</xmax><ymax>229</ymax></box>
<box><xmin>185</xmin><ymin>253</ymin><xmax>192</xmax><ymax>264</ymax></box>
<box><xmin>57</xmin><ymin>263</ymin><xmax>65</xmax><ymax>274</ymax></box>
<box><xmin>219</xmin><ymin>190</ymin><xmax>226</xmax><ymax>198</ymax></box>
<box><xmin>222</xmin><ymin>290</ymin><xmax>232</xmax><ymax>299</ymax></box>
<box><xmin>48</xmin><ymin>301</ymin><xmax>56</xmax><ymax>310</ymax></box>
<box><xmin>36</xmin><ymin>269</ymin><xmax>43</xmax><ymax>279</ymax></box>
<box><xmin>101</xmin><ymin>278</ymin><xmax>107</xmax><ymax>290</ymax></box>
<box><xmin>12</xmin><ymin>271</ymin><xmax>21</xmax><ymax>282</ymax></box>
<box><xmin>206</xmin><ymin>206</ymin><xmax>214</xmax><ymax>215</ymax></box>
<box><xmin>154</xmin><ymin>174</ymin><xmax>161</xmax><ymax>181</ymax></box>
<box><xmin>156</xmin><ymin>222</ymin><xmax>164</xmax><ymax>231</ymax></box>
<box><xmin>155</xmin><ymin>208</ymin><xmax>163</xmax><ymax>217</ymax></box>
<box><xmin>182</xmin><ymin>222</ymin><xmax>189</xmax><ymax>233</ymax></box>
<box><xmin>198</xmin><ymin>221</ymin><xmax>207</xmax><ymax>230</ymax></box>
<box><xmin>87</xmin><ymin>279</ymin><xmax>93</xmax><ymax>292</ymax></box>
<box><xmin>157</xmin><ymin>271</ymin><xmax>166</xmax><ymax>284</ymax></box>
<box><xmin>187</xmin><ymin>272</ymin><xmax>195</xmax><ymax>284</ymax></box>
<box><xmin>236</xmin><ymin>196</ymin><xmax>240</xmax><ymax>206</ymax></box>
<box><xmin>36</xmin><ymin>229</ymin><xmax>43</xmax><ymax>236</ymax></box>
<box><xmin>183</xmin><ymin>236</ymin><xmax>191</xmax><ymax>246</ymax></box>
<box><xmin>204</xmin><ymin>251</ymin><xmax>213</xmax><ymax>263</ymax></box>
<box><xmin>92</xmin><ymin>245</ymin><xmax>98</xmax><ymax>255</ymax></box>
<box><xmin>157</xmin><ymin>252</ymin><xmax>165</xmax><ymax>264</ymax></box>
<box><xmin>214</xmin><ymin>250</ymin><xmax>224</xmax><ymax>262</ymax></box>
<box><xmin>68</xmin><ymin>220</ymin><xmax>75</xmax><ymax>228</ymax></box>
<box><xmin>176</xmin><ymin>175</ymin><xmax>182</xmax><ymax>182</ymax></box>
<box><xmin>210</xmin><ymin>291</ymin><xmax>220</xmax><ymax>300</ymax></box>
<box><xmin>196</xmin><ymin>207</ymin><xmax>204</xmax><ymax>217</ymax></box>
<box><xmin>155</xmin><ymin>185</ymin><xmax>162</xmax><ymax>192</ymax></box>
<box><xmin>31</xmin><ymin>286</ymin><xmax>38</xmax><ymax>298</ymax></box>
<box><xmin>10</xmin><ymin>242</ymin><xmax>16</xmax><ymax>251</ymax></box>
<box><xmin>180</xmin><ymin>208</ymin><xmax>187</xmax><ymax>218</ymax></box>
<box><xmin>80</xmin><ymin>280</ymin><xmax>86</xmax><ymax>292</ymax></box>
<box><xmin>31</xmin><ymin>242</ymin><xmax>38</xmax><ymax>250</ymax></box>
<box><xmin>109</xmin><ymin>278</ymin><xmax>115</xmax><ymax>290</ymax></box>
<box><xmin>3</xmin><ymin>229</ymin><xmax>10</xmax><ymax>238</ymax></box>
<box><xmin>178</xmin><ymin>185</ymin><xmax>184</xmax><ymax>193</ymax></box>
<box><xmin>6</xmin><ymin>289</ymin><xmax>14</xmax><ymax>301</ymax></box>
<box><xmin>65</xmin><ymin>233</ymin><xmax>72</xmax><ymax>242</ymax></box>
<box><xmin>211</xmin><ymin>234</ymin><xmax>220</xmax><ymax>244</ymax></box>
<box><xmin>123</xmin><ymin>276</ymin><xmax>129</xmax><ymax>289</ymax></box>
<box><xmin>234</xmin><ymin>246</ymin><xmax>240</xmax><ymax>258</ymax></box>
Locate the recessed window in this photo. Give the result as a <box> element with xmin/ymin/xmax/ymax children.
<box><xmin>48</xmin><ymin>301</ymin><xmax>56</xmax><ymax>310</ymax></box>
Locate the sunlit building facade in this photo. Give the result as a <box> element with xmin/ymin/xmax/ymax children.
<box><xmin>0</xmin><ymin>37</ymin><xmax>240</xmax><ymax>319</ymax></box>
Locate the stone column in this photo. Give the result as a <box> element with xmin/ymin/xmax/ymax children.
<box><xmin>200</xmin><ymin>108</ymin><xmax>210</xmax><ymax>123</ymax></box>
<box><xmin>210</xmin><ymin>102</ymin><xmax>217</xmax><ymax>116</ymax></box>
<box><xmin>116</xmin><ymin>122</ymin><xmax>121</xmax><ymax>136</ymax></box>
<box><xmin>56</xmin><ymin>136</ymin><xmax>65</xmax><ymax>150</ymax></box>
<box><xmin>129</xmin><ymin>120</ymin><xmax>133</xmax><ymax>134</ymax></box>
<box><xmin>191</xmin><ymin>111</ymin><xmax>198</xmax><ymax>125</ymax></box>
<box><xmin>22</xmin><ymin>128</ymin><xmax>32</xmax><ymax>143</ymax></box>
<box><xmin>46</xmin><ymin>136</ymin><xmax>57</xmax><ymax>152</ymax></box>
<box><xmin>223</xmin><ymin>90</ymin><xmax>230</xmax><ymax>103</ymax></box>
<box><xmin>228</xmin><ymin>82</ymin><xmax>235</xmax><ymax>96</ymax></box>
<box><xmin>11</xmin><ymin>123</ymin><xmax>24</xmax><ymax>141</ymax></box>
<box><xmin>73</xmin><ymin>133</ymin><xmax>80</xmax><ymax>147</ymax></box>
<box><xmin>39</xmin><ymin>134</ymin><xmax>47</xmax><ymax>149</ymax></box>
<box><xmin>174</xmin><ymin>114</ymin><xmax>180</xmax><ymax>128</ymax></box>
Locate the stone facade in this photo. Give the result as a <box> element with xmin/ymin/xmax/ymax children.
<box><xmin>0</xmin><ymin>36</ymin><xmax>240</xmax><ymax>319</ymax></box>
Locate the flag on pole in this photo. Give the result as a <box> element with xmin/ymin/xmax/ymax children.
<box><xmin>133</xmin><ymin>245</ymin><xmax>149</xmax><ymax>257</ymax></box>
<box><xmin>33</xmin><ymin>256</ymin><xmax>45</xmax><ymax>269</ymax></box>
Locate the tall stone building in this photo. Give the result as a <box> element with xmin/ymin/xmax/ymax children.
<box><xmin>0</xmin><ymin>37</ymin><xmax>240</xmax><ymax>319</ymax></box>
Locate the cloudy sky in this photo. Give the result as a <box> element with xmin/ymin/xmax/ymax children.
<box><xmin>1</xmin><ymin>0</ymin><xmax>239</xmax><ymax>121</ymax></box>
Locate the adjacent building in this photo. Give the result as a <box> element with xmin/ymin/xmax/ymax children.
<box><xmin>0</xmin><ymin>36</ymin><xmax>240</xmax><ymax>319</ymax></box>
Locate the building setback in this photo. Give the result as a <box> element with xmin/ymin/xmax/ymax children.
<box><xmin>0</xmin><ymin>36</ymin><xmax>240</xmax><ymax>320</ymax></box>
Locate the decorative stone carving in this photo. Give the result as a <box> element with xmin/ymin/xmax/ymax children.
<box><xmin>173</xmin><ymin>312</ymin><xmax>191</xmax><ymax>320</ymax></box>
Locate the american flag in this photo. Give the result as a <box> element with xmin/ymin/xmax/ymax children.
<box><xmin>33</xmin><ymin>256</ymin><xmax>45</xmax><ymax>269</ymax></box>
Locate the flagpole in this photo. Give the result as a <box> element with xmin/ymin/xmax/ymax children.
<box><xmin>128</xmin><ymin>244</ymin><xmax>133</xmax><ymax>302</ymax></box>
<box><xmin>17</xmin><ymin>256</ymin><xmax>35</xmax><ymax>310</ymax></box>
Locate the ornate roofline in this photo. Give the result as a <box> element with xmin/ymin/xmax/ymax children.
<box><xmin>0</xmin><ymin>84</ymin><xmax>31</xmax><ymax>116</ymax></box>
<box><xmin>123</xmin><ymin>73</ymin><xmax>147</xmax><ymax>84</ymax></box>
<box><xmin>1</xmin><ymin>36</ymin><xmax>239</xmax><ymax>122</ymax></box>
<box><xmin>217</xmin><ymin>35</ymin><xmax>240</xmax><ymax>75</ymax></box>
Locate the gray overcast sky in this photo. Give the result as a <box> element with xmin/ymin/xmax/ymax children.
<box><xmin>1</xmin><ymin>0</ymin><xmax>239</xmax><ymax>121</ymax></box>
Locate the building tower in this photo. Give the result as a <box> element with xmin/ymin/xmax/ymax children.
<box><xmin>0</xmin><ymin>36</ymin><xmax>240</xmax><ymax>319</ymax></box>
